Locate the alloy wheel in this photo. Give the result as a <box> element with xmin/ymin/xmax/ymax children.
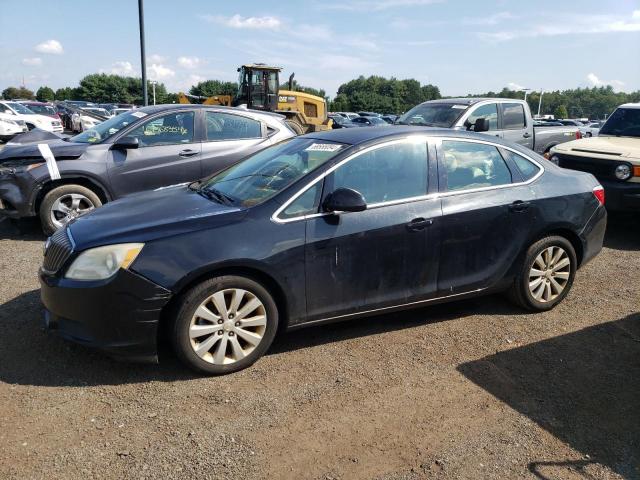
<box><xmin>528</xmin><ymin>246</ymin><xmax>571</xmax><ymax>303</ymax></box>
<box><xmin>50</xmin><ymin>193</ymin><xmax>96</xmax><ymax>229</ymax></box>
<box><xmin>189</xmin><ymin>288</ymin><xmax>267</xmax><ymax>365</ymax></box>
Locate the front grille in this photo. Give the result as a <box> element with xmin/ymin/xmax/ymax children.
<box><xmin>557</xmin><ymin>154</ymin><xmax>622</xmax><ymax>181</ymax></box>
<box><xmin>42</xmin><ymin>228</ymin><xmax>73</xmax><ymax>274</ymax></box>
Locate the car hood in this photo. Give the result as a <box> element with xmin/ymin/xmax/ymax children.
<box><xmin>68</xmin><ymin>184</ymin><xmax>247</xmax><ymax>250</ymax></box>
<box><xmin>552</xmin><ymin>136</ymin><xmax>640</xmax><ymax>160</ymax></box>
<box><xmin>0</xmin><ymin>135</ymin><xmax>87</xmax><ymax>164</ymax></box>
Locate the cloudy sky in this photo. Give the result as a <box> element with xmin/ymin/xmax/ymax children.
<box><xmin>0</xmin><ymin>0</ymin><xmax>639</xmax><ymax>97</ymax></box>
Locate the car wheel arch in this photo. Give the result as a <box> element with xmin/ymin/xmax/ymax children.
<box><xmin>163</xmin><ymin>264</ymin><xmax>290</xmax><ymax>333</ymax></box>
<box><xmin>32</xmin><ymin>175</ymin><xmax>111</xmax><ymax>215</ymax></box>
<box><xmin>526</xmin><ymin>227</ymin><xmax>584</xmax><ymax>267</ymax></box>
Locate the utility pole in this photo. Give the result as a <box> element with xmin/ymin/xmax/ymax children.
<box><xmin>138</xmin><ymin>0</ymin><xmax>148</xmax><ymax>106</ymax></box>
<box><xmin>522</xmin><ymin>88</ymin><xmax>531</xmax><ymax>103</ymax></box>
<box><xmin>150</xmin><ymin>80</ymin><xmax>157</xmax><ymax>105</ymax></box>
<box><xmin>537</xmin><ymin>90</ymin><xmax>544</xmax><ymax>117</ymax></box>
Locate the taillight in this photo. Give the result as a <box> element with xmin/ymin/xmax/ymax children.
<box><xmin>576</xmin><ymin>131</ymin><xmax>582</xmax><ymax>140</ymax></box>
<box><xmin>593</xmin><ymin>185</ymin><xmax>605</xmax><ymax>205</ymax></box>
<box><xmin>634</xmin><ymin>166</ymin><xmax>640</xmax><ymax>178</ymax></box>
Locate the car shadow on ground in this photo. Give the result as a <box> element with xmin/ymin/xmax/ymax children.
<box><xmin>0</xmin><ymin>288</ymin><xmax>526</xmax><ymax>387</ymax></box>
<box><xmin>457</xmin><ymin>313</ymin><xmax>640</xmax><ymax>479</ymax></box>
<box><xmin>604</xmin><ymin>213</ymin><xmax>640</xmax><ymax>251</ymax></box>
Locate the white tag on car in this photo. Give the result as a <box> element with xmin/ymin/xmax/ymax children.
<box><xmin>37</xmin><ymin>143</ymin><xmax>61</xmax><ymax>180</ymax></box>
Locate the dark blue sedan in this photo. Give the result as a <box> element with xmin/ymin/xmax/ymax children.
<box><xmin>40</xmin><ymin>126</ymin><xmax>607</xmax><ymax>374</ymax></box>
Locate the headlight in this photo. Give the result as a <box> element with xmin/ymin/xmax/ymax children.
<box><xmin>549</xmin><ymin>155</ymin><xmax>560</xmax><ymax>165</ymax></box>
<box><xmin>0</xmin><ymin>118</ymin><xmax>17</xmax><ymax>126</ymax></box>
<box><xmin>614</xmin><ymin>164</ymin><xmax>632</xmax><ymax>181</ymax></box>
<box><xmin>65</xmin><ymin>243</ymin><xmax>144</xmax><ymax>280</ymax></box>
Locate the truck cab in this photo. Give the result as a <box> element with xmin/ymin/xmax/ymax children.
<box><xmin>550</xmin><ymin>103</ymin><xmax>640</xmax><ymax>211</ymax></box>
<box><xmin>397</xmin><ymin>98</ymin><xmax>581</xmax><ymax>155</ymax></box>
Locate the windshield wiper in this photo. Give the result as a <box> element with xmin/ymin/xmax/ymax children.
<box><xmin>197</xmin><ymin>187</ymin><xmax>235</xmax><ymax>206</ymax></box>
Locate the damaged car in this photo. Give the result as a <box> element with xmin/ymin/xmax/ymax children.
<box><xmin>0</xmin><ymin>104</ymin><xmax>295</xmax><ymax>234</ymax></box>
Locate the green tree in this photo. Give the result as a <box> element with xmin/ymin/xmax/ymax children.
<box><xmin>54</xmin><ymin>87</ymin><xmax>77</xmax><ymax>100</ymax></box>
<box><xmin>189</xmin><ymin>80</ymin><xmax>237</xmax><ymax>98</ymax></box>
<box><xmin>2</xmin><ymin>86</ymin><xmax>34</xmax><ymax>100</ymax></box>
<box><xmin>36</xmin><ymin>86</ymin><xmax>55</xmax><ymax>102</ymax></box>
<box><xmin>554</xmin><ymin>105</ymin><xmax>569</xmax><ymax>119</ymax></box>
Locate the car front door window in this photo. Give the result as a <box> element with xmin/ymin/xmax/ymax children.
<box><xmin>467</xmin><ymin>103</ymin><xmax>498</xmax><ymax>130</ymax></box>
<box><xmin>128</xmin><ymin>111</ymin><xmax>195</xmax><ymax>147</ymax></box>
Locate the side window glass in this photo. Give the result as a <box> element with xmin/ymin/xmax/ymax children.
<box><xmin>442</xmin><ymin>140</ymin><xmax>512</xmax><ymax>191</ymax></box>
<box><xmin>206</xmin><ymin>111</ymin><xmax>262</xmax><ymax>141</ymax></box>
<box><xmin>502</xmin><ymin>149</ymin><xmax>540</xmax><ymax>180</ymax></box>
<box><xmin>332</xmin><ymin>141</ymin><xmax>428</xmax><ymax>204</ymax></box>
<box><xmin>467</xmin><ymin>103</ymin><xmax>498</xmax><ymax>130</ymax></box>
<box><xmin>128</xmin><ymin>111</ymin><xmax>194</xmax><ymax>147</ymax></box>
<box><xmin>281</xmin><ymin>182</ymin><xmax>322</xmax><ymax>219</ymax></box>
<box><xmin>502</xmin><ymin>103</ymin><xmax>526</xmax><ymax>130</ymax></box>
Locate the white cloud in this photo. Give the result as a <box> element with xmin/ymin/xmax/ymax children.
<box><xmin>22</xmin><ymin>57</ymin><xmax>42</xmax><ymax>66</ymax></box>
<box><xmin>148</xmin><ymin>63</ymin><xmax>175</xmax><ymax>79</ymax></box>
<box><xmin>478</xmin><ymin>10</ymin><xmax>640</xmax><ymax>42</ymax></box>
<box><xmin>148</xmin><ymin>54</ymin><xmax>166</xmax><ymax>63</ymax></box>
<box><xmin>34</xmin><ymin>39</ymin><xmax>63</xmax><ymax>55</ymax></box>
<box><xmin>463</xmin><ymin>12</ymin><xmax>514</xmax><ymax>26</ymax></box>
<box><xmin>108</xmin><ymin>61</ymin><xmax>136</xmax><ymax>76</ymax></box>
<box><xmin>322</xmin><ymin>0</ymin><xmax>442</xmax><ymax>11</ymax></box>
<box><xmin>587</xmin><ymin>73</ymin><xmax>625</xmax><ymax>89</ymax></box>
<box><xmin>177</xmin><ymin>56</ymin><xmax>202</xmax><ymax>69</ymax></box>
<box><xmin>507</xmin><ymin>82</ymin><xmax>526</xmax><ymax>90</ymax></box>
<box><xmin>201</xmin><ymin>14</ymin><xmax>282</xmax><ymax>29</ymax></box>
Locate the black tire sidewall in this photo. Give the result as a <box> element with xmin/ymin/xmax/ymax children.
<box><xmin>172</xmin><ymin>275</ymin><xmax>279</xmax><ymax>375</ymax></box>
<box><xmin>519</xmin><ymin>236</ymin><xmax>577</xmax><ymax>311</ymax></box>
<box><xmin>39</xmin><ymin>184</ymin><xmax>102</xmax><ymax>236</ymax></box>
<box><xmin>285</xmin><ymin>119</ymin><xmax>304</xmax><ymax>135</ymax></box>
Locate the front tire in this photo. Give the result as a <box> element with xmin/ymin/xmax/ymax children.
<box><xmin>171</xmin><ymin>275</ymin><xmax>279</xmax><ymax>375</ymax></box>
<box><xmin>39</xmin><ymin>184</ymin><xmax>102</xmax><ymax>235</ymax></box>
<box><xmin>508</xmin><ymin>236</ymin><xmax>577</xmax><ymax>311</ymax></box>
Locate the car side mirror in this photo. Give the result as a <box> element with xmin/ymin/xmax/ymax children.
<box><xmin>323</xmin><ymin>188</ymin><xmax>367</xmax><ymax>213</ymax></box>
<box><xmin>474</xmin><ymin>118</ymin><xmax>489</xmax><ymax>132</ymax></box>
<box><xmin>111</xmin><ymin>136</ymin><xmax>139</xmax><ymax>150</ymax></box>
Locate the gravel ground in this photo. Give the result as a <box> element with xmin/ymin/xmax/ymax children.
<box><xmin>0</xmin><ymin>214</ymin><xmax>638</xmax><ymax>480</ymax></box>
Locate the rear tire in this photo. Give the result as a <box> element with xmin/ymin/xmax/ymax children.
<box><xmin>285</xmin><ymin>119</ymin><xmax>305</xmax><ymax>135</ymax></box>
<box><xmin>171</xmin><ymin>275</ymin><xmax>279</xmax><ymax>375</ymax></box>
<box><xmin>39</xmin><ymin>184</ymin><xmax>102</xmax><ymax>235</ymax></box>
<box><xmin>508</xmin><ymin>236</ymin><xmax>577</xmax><ymax>311</ymax></box>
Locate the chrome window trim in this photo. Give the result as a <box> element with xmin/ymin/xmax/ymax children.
<box><xmin>271</xmin><ymin>135</ymin><xmax>544</xmax><ymax>224</ymax></box>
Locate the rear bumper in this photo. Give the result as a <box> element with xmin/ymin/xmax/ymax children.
<box><xmin>599</xmin><ymin>179</ymin><xmax>640</xmax><ymax>212</ymax></box>
<box><xmin>579</xmin><ymin>205</ymin><xmax>607</xmax><ymax>267</ymax></box>
<box><xmin>40</xmin><ymin>268</ymin><xmax>172</xmax><ymax>362</ymax></box>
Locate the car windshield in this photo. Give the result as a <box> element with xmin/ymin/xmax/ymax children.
<box><xmin>199</xmin><ymin>138</ymin><xmax>348</xmax><ymax>208</ymax></box>
<box><xmin>397</xmin><ymin>103</ymin><xmax>466</xmax><ymax>127</ymax></box>
<box><xmin>83</xmin><ymin>108</ymin><xmax>108</xmax><ymax>116</ymax></box>
<box><xmin>369</xmin><ymin>117</ymin><xmax>386</xmax><ymax>125</ymax></box>
<box><xmin>71</xmin><ymin>110</ymin><xmax>145</xmax><ymax>144</ymax></box>
<box><xmin>599</xmin><ymin>108</ymin><xmax>640</xmax><ymax>137</ymax></box>
<box><xmin>7</xmin><ymin>102</ymin><xmax>35</xmax><ymax>115</ymax></box>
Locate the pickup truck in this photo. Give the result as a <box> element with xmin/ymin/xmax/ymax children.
<box><xmin>397</xmin><ymin>98</ymin><xmax>581</xmax><ymax>155</ymax></box>
<box><xmin>550</xmin><ymin>103</ymin><xmax>640</xmax><ymax>211</ymax></box>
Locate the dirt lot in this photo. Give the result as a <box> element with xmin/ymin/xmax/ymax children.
<box><xmin>0</xmin><ymin>215</ymin><xmax>638</xmax><ymax>480</ymax></box>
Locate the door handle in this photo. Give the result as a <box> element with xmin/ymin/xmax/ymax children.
<box><xmin>179</xmin><ymin>149</ymin><xmax>198</xmax><ymax>158</ymax></box>
<box><xmin>406</xmin><ymin>217</ymin><xmax>433</xmax><ymax>231</ymax></box>
<box><xmin>509</xmin><ymin>200</ymin><xmax>530</xmax><ymax>212</ymax></box>
<box><xmin>523</xmin><ymin>132</ymin><xmax>531</xmax><ymax>138</ymax></box>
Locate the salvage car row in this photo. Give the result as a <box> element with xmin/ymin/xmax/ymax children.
<box><xmin>1</xmin><ymin>97</ymin><xmax>637</xmax><ymax>375</ymax></box>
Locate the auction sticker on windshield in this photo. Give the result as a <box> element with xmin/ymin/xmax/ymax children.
<box><xmin>304</xmin><ymin>143</ymin><xmax>343</xmax><ymax>152</ymax></box>
<box><xmin>130</xmin><ymin>111</ymin><xmax>147</xmax><ymax>118</ymax></box>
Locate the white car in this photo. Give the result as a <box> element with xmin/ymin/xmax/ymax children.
<box><xmin>0</xmin><ymin>113</ymin><xmax>27</xmax><ymax>141</ymax></box>
<box><xmin>0</xmin><ymin>101</ymin><xmax>63</xmax><ymax>133</ymax></box>
<box><xmin>71</xmin><ymin>107</ymin><xmax>110</xmax><ymax>132</ymax></box>
<box><xmin>583</xmin><ymin>122</ymin><xmax>602</xmax><ymax>137</ymax></box>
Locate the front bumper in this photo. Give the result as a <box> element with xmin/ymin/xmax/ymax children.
<box><xmin>599</xmin><ymin>179</ymin><xmax>640</xmax><ymax>212</ymax></box>
<box><xmin>40</xmin><ymin>268</ymin><xmax>172</xmax><ymax>362</ymax></box>
<box><xmin>0</xmin><ymin>172</ymin><xmax>37</xmax><ymax>217</ymax></box>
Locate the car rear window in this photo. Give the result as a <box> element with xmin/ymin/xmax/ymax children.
<box><xmin>441</xmin><ymin>140</ymin><xmax>512</xmax><ymax>192</ymax></box>
<box><xmin>502</xmin><ymin>149</ymin><xmax>541</xmax><ymax>181</ymax></box>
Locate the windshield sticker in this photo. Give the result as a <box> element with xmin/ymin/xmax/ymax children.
<box><xmin>130</xmin><ymin>111</ymin><xmax>147</xmax><ymax>118</ymax></box>
<box><xmin>304</xmin><ymin>143</ymin><xmax>343</xmax><ymax>152</ymax></box>
<box><xmin>451</xmin><ymin>105</ymin><xmax>467</xmax><ymax>109</ymax></box>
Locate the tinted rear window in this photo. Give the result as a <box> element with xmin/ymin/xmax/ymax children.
<box><xmin>502</xmin><ymin>103</ymin><xmax>526</xmax><ymax>129</ymax></box>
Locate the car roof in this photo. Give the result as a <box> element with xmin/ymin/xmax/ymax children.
<box><xmin>134</xmin><ymin>103</ymin><xmax>284</xmax><ymax>119</ymax></box>
<box><xmin>302</xmin><ymin>125</ymin><xmax>529</xmax><ymax>149</ymax></box>
<box><xmin>619</xmin><ymin>103</ymin><xmax>640</xmax><ymax>109</ymax></box>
